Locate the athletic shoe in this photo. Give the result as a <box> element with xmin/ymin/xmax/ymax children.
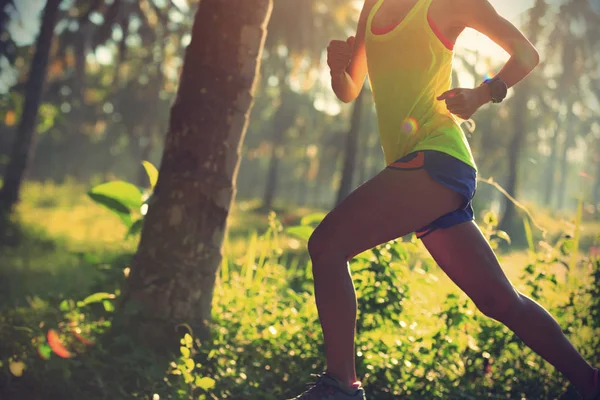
<box><xmin>288</xmin><ymin>373</ymin><xmax>366</xmax><ymax>400</ymax></box>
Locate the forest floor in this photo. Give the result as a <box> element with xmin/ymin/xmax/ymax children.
<box><xmin>0</xmin><ymin>181</ymin><xmax>598</xmax><ymax>399</ymax></box>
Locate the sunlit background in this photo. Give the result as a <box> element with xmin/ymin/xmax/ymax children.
<box><xmin>0</xmin><ymin>1</ymin><xmax>599</xmax><ymax>399</ymax></box>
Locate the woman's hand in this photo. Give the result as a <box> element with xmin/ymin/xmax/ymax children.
<box><xmin>437</xmin><ymin>87</ymin><xmax>491</xmax><ymax>120</ymax></box>
<box><xmin>327</xmin><ymin>36</ymin><xmax>355</xmax><ymax>76</ymax></box>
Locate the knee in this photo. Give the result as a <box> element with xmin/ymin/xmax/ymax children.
<box><xmin>307</xmin><ymin>226</ymin><xmax>347</xmax><ymax>271</ymax></box>
<box><xmin>474</xmin><ymin>287</ymin><xmax>524</xmax><ymax>322</ymax></box>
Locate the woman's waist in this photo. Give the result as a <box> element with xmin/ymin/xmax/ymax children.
<box><xmin>375</xmin><ymin>106</ymin><xmax>456</xmax><ymax>130</ymax></box>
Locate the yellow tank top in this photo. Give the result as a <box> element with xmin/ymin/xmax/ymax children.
<box><xmin>365</xmin><ymin>0</ymin><xmax>477</xmax><ymax>170</ymax></box>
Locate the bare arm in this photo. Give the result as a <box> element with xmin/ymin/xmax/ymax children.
<box><xmin>459</xmin><ymin>0</ymin><xmax>540</xmax><ymax>102</ymax></box>
<box><xmin>329</xmin><ymin>0</ymin><xmax>376</xmax><ymax>103</ymax></box>
<box><xmin>439</xmin><ymin>0</ymin><xmax>541</xmax><ymax>118</ymax></box>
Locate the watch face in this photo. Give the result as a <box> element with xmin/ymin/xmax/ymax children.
<box><xmin>491</xmin><ymin>79</ymin><xmax>508</xmax><ymax>100</ymax></box>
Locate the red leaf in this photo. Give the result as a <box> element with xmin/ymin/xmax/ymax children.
<box><xmin>71</xmin><ymin>327</ymin><xmax>95</xmax><ymax>346</ymax></box>
<box><xmin>47</xmin><ymin>329</ymin><xmax>72</xmax><ymax>358</ymax></box>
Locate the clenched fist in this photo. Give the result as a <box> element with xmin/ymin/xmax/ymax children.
<box><xmin>327</xmin><ymin>36</ymin><xmax>355</xmax><ymax>75</ymax></box>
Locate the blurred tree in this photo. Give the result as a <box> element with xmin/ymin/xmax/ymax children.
<box><xmin>119</xmin><ymin>0</ymin><xmax>273</xmax><ymax>351</ymax></box>
<box><xmin>260</xmin><ymin>0</ymin><xmax>354</xmax><ymax>210</ymax></box>
<box><xmin>336</xmin><ymin>85</ymin><xmax>365</xmax><ymax>204</ymax></box>
<box><xmin>499</xmin><ymin>0</ymin><xmax>547</xmax><ymax>233</ymax></box>
<box><xmin>0</xmin><ymin>0</ymin><xmax>62</xmax><ymax>215</ymax></box>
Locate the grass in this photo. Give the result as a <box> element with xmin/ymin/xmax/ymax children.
<box><xmin>0</xmin><ymin>180</ymin><xmax>598</xmax><ymax>399</ymax></box>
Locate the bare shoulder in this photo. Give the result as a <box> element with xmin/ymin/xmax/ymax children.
<box><xmin>359</xmin><ymin>0</ymin><xmax>379</xmax><ymax>17</ymax></box>
<box><xmin>447</xmin><ymin>0</ymin><xmax>502</xmax><ymax>26</ymax></box>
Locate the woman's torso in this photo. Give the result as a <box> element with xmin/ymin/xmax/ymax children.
<box><xmin>364</xmin><ymin>0</ymin><xmax>477</xmax><ymax>170</ymax></box>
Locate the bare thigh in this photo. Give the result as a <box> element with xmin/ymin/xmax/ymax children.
<box><xmin>309</xmin><ymin>167</ymin><xmax>463</xmax><ymax>261</ymax></box>
<box><xmin>421</xmin><ymin>220</ymin><xmax>520</xmax><ymax>316</ymax></box>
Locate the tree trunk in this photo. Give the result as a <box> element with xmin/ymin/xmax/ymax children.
<box><xmin>498</xmin><ymin>0</ymin><xmax>545</xmax><ymax>232</ymax></box>
<box><xmin>0</xmin><ymin>0</ymin><xmax>61</xmax><ymax>214</ymax></box>
<box><xmin>336</xmin><ymin>87</ymin><xmax>365</xmax><ymax>205</ymax></box>
<box><xmin>556</xmin><ymin>134</ymin><xmax>571</xmax><ymax>210</ymax></box>
<box><xmin>499</xmin><ymin>89</ymin><xmax>527</xmax><ymax>233</ymax></box>
<box><xmin>119</xmin><ymin>0</ymin><xmax>272</xmax><ymax>353</ymax></box>
<box><xmin>543</xmin><ymin>123</ymin><xmax>561</xmax><ymax>206</ymax></box>
<box><xmin>594</xmin><ymin>148</ymin><xmax>600</xmax><ymax>207</ymax></box>
<box><xmin>262</xmin><ymin>89</ymin><xmax>295</xmax><ymax>211</ymax></box>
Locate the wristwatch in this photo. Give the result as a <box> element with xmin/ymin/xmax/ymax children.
<box><xmin>480</xmin><ymin>77</ymin><xmax>508</xmax><ymax>103</ymax></box>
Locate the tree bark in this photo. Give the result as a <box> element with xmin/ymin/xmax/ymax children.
<box><xmin>119</xmin><ymin>0</ymin><xmax>272</xmax><ymax>353</ymax></box>
<box><xmin>335</xmin><ymin>86</ymin><xmax>365</xmax><ymax>205</ymax></box>
<box><xmin>0</xmin><ymin>0</ymin><xmax>61</xmax><ymax>214</ymax></box>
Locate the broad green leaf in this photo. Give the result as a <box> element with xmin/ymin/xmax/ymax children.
<box><xmin>142</xmin><ymin>161</ymin><xmax>159</xmax><ymax>189</ymax></box>
<box><xmin>89</xmin><ymin>181</ymin><xmax>143</xmax><ymax>211</ymax></box>
<box><xmin>127</xmin><ymin>219</ymin><xmax>144</xmax><ymax>238</ymax></box>
<box><xmin>80</xmin><ymin>292</ymin><xmax>116</xmax><ymax>306</ymax></box>
<box><xmin>285</xmin><ymin>226</ymin><xmax>313</xmax><ymax>242</ymax></box>
<box><xmin>87</xmin><ymin>192</ymin><xmax>132</xmax><ymax>227</ymax></box>
<box><xmin>195</xmin><ymin>376</ymin><xmax>216</xmax><ymax>390</ymax></box>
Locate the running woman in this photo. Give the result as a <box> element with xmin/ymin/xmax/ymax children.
<box><xmin>288</xmin><ymin>0</ymin><xmax>599</xmax><ymax>399</ymax></box>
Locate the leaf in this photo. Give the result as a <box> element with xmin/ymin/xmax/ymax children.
<box><xmin>87</xmin><ymin>192</ymin><xmax>132</xmax><ymax>227</ymax></box>
<box><xmin>80</xmin><ymin>292</ymin><xmax>116</xmax><ymax>306</ymax></box>
<box><xmin>103</xmin><ymin>300</ymin><xmax>115</xmax><ymax>312</ymax></box>
<box><xmin>180</xmin><ymin>346</ymin><xmax>190</xmax><ymax>358</ymax></box>
<box><xmin>142</xmin><ymin>161</ymin><xmax>159</xmax><ymax>189</ymax></box>
<box><xmin>37</xmin><ymin>343</ymin><xmax>52</xmax><ymax>360</ymax></box>
<box><xmin>59</xmin><ymin>299</ymin><xmax>70</xmax><ymax>312</ymax></box>
<box><xmin>483</xmin><ymin>211</ymin><xmax>498</xmax><ymax>227</ymax></box>
<box><xmin>71</xmin><ymin>327</ymin><xmax>95</xmax><ymax>346</ymax></box>
<box><xmin>126</xmin><ymin>219</ymin><xmax>144</xmax><ymax>238</ymax></box>
<box><xmin>9</xmin><ymin>360</ymin><xmax>25</xmax><ymax>377</ymax></box>
<box><xmin>88</xmin><ymin>181</ymin><xmax>143</xmax><ymax>211</ymax></box>
<box><xmin>285</xmin><ymin>226</ymin><xmax>313</xmax><ymax>242</ymax></box>
<box><xmin>494</xmin><ymin>230</ymin><xmax>511</xmax><ymax>245</ymax></box>
<box><xmin>47</xmin><ymin>329</ymin><xmax>72</xmax><ymax>358</ymax></box>
<box><xmin>195</xmin><ymin>376</ymin><xmax>216</xmax><ymax>390</ymax></box>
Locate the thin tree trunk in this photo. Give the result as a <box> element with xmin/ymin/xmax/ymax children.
<box><xmin>499</xmin><ymin>0</ymin><xmax>545</xmax><ymax>233</ymax></box>
<box><xmin>336</xmin><ymin>87</ymin><xmax>365</xmax><ymax>205</ymax></box>
<box><xmin>0</xmin><ymin>0</ymin><xmax>61</xmax><ymax>214</ymax></box>
<box><xmin>262</xmin><ymin>89</ymin><xmax>294</xmax><ymax>211</ymax></box>
<box><xmin>499</xmin><ymin>89</ymin><xmax>527</xmax><ymax>232</ymax></box>
<box><xmin>556</xmin><ymin>135</ymin><xmax>571</xmax><ymax>210</ymax></box>
<box><xmin>543</xmin><ymin>124</ymin><xmax>561</xmax><ymax>206</ymax></box>
<box><xmin>119</xmin><ymin>0</ymin><xmax>272</xmax><ymax>353</ymax></box>
<box><xmin>594</xmin><ymin>148</ymin><xmax>600</xmax><ymax>206</ymax></box>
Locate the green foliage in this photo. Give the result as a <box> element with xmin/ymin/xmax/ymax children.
<box><xmin>1</xmin><ymin>186</ymin><xmax>599</xmax><ymax>399</ymax></box>
<box><xmin>86</xmin><ymin>161</ymin><xmax>157</xmax><ymax>237</ymax></box>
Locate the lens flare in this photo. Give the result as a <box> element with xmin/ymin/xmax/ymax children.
<box><xmin>402</xmin><ymin>117</ymin><xmax>419</xmax><ymax>134</ymax></box>
<box><xmin>484</xmin><ymin>72</ymin><xmax>495</xmax><ymax>81</ymax></box>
